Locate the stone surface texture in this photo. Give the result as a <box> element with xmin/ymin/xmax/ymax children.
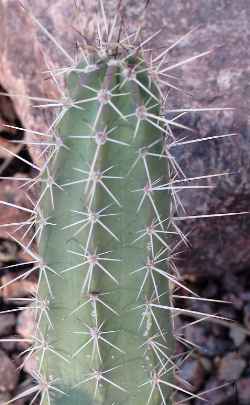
<box><xmin>1</xmin><ymin>1</ymin><xmax>250</xmax><ymax>404</ymax></box>
<box><xmin>1</xmin><ymin>0</ymin><xmax>250</xmax><ymax>278</ymax></box>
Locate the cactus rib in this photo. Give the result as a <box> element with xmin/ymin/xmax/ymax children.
<box><xmin>1</xmin><ymin>3</ymin><xmax>242</xmax><ymax>405</ymax></box>
<box><xmin>33</xmin><ymin>49</ymin><xmax>177</xmax><ymax>404</ymax></box>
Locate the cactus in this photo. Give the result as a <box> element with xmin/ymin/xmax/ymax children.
<box><xmin>35</xmin><ymin>54</ymin><xmax>178</xmax><ymax>404</ymax></box>
<box><xmin>0</xmin><ymin>2</ymin><xmax>246</xmax><ymax>405</ymax></box>
<box><xmin>34</xmin><ymin>30</ymin><xmax>180</xmax><ymax>405</ymax></box>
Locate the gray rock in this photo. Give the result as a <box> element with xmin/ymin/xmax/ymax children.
<box><xmin>185</xmin><ymin>325</ymin><xmax>233</xmax><ymax>357</ymax></box>
<box><xmin>240</xmin><ymin>292</ymin><xmax>250</xmax><ymax>302</ymax></box>
<box><xmin>174</xmin><ymin>393</ymin><xmax>191</xmax><ymax>405</ymax></box>
<box><xmin>229</xmin><ymin>326</ymin><xmax>246</xmax><ymax>348</ymax></box>
<box><xmin>224</xmin><ymin>293</ymin><xmax>243</xmax><ymax>310</ymax></box>
<box><xmin>243</xmin><ymin>303</ymin><xmax>250</xmax><ymax>329</ymax></box>
<box><xmin>237</xmin><ymin>377</ymin><xmax>250</xmax><ymax>405</ymax></box>
<box><xmin>239</xmin><ymin>343</ymin><xmax>250</xmax><ymax>359</ymax></box>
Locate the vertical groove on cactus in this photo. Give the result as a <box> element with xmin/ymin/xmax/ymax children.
<box><xmin>1</xmin><ymin>2</ymin><xmax>245</xmax><ymax>405</ymax></box>
<box><xmin>36</xmin><ymin>53</ymin><xmax>177</xmax><ymax>404</ymax></box>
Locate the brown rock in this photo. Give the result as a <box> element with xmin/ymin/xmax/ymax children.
<box><xmin>0</xmin><ymin>313</ymin><xmax>15</xmax><ymax>337</ymax></box>
<box><xmin>0</xmin><ymin>0</ymin><xmax>104</xmax><ymax>167</ymax></box>
<box><xmin>178</xmin><ymin>358</ymin><xmax>205</xmax><ymax>392</ymax></box>
<box><xmin>1</xmin><ymin>1</ymin><xmax>250</xmax><ymax>280</ymax></box>
<box><xmin>11</xmin><ymin>353</ymin><xmax>24</xmax><ymax>371</ymax></box>
<box><xmin>0</xmin><ymin>175</ymin><xmax>35</xmax><ymax>251</ymax></box>
<box><xmin>195</xmin><ymin>376</ymin><xmax>235</xmax><ymax>405</ymax></box>
<box><xmin>1</xmin><ymin>273</ymin><xmax>36</xmax><ymax>300</ymax></box>
<box><xmin>11</xmin><ymin>379</ymin><xmax>35</xmax><ymax>405</ymax></box>
<box><xmin>160</xmin><ymin>1</ymin><xmax>250</xmax><ymax>279</ymax></box>
<box><xmin>0</xmin><ymin>88</ymin><xmax>23</xmax><ymax>171</ymax></box>
<box><xmin>0</xmin><ymin>393</ymin><xmax>11</xmax><ymax>404</ymax></box>
<box><xmin>200</xmin><ymin>356</ymin><xmax>213</xmax><ymax>373</ymax></box>
<box><xmin>0</xmin><ymin>334</ymin><xmax>17</xmax><ymax>353</ymax></box>
<box><xmin>1</xmin><ymin>272</ymin><xmax>36</xmax><ymax>298</ymax></box>
<box><xmin>0</xmin><ymin>349</ymin><xmax>19</xmax><ymax>392</ymax></box>
<box><xmin>218</xmin><ymin>352</ymin><xmax>246</xmax><ymax>382</ymax></box>
<box><xmin>0</xmin><ymin>239</ymin><xmax>18</xmax><ymax>264</ymax></box>
<box><xmin>23</xmin><ymin>353</ymin><xmax>37</xmax><ymax>375</ymax></box>
<box><xmin>16</xmin><ymin>305</ymin><xmax>36</xmax><ymax>339</ymax></box>
<box><xmin>0</xmin><ymin>135</ymin><xmax>23</xmax><ymax>166</ymax></box>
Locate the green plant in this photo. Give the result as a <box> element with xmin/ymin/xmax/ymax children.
<box><xmin>0</xmin><ymin>2</ymin><xmax>245</xmax><ymax>405</ymax></box>
<box><xmin>33</xmin><ymin>18</ymin><xmax>180</xmax><ymax>405</ymax></box>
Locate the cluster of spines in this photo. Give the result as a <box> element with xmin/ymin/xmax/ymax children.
<box><xmin>0</xmin><ymin>2</ymin><xmax>247</xmax><ymax>405</ymax></box>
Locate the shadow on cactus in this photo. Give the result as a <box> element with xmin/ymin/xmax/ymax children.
<box><xmin>0</xmin><ymin>1</ymin><xmax>246</xmax><ymax>405</ymax></box>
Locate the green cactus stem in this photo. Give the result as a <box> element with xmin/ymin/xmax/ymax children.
<box><xmin>35</xmin><ymin>51</ymin><xmax>179</xmax><ymax>405</ymax></box>
<box><xmin>1</xmin><ymin>4</ymin><xmax>227</xmax><ymax>405</ymax></box>
<box><xmin>0</xmin><ymin>3</ymin><xmax>248</xmax><ymax>405</ymax></box>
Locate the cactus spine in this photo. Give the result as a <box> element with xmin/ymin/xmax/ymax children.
<box><xmin>2</xmin><ymin>3</ymin><xmax>236</xmax><ymax>405</ymax></box>
<box><xmin>36</xmin><ymin>49</ymin><xmax>179</xmax><ymax>403</ymax></box>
